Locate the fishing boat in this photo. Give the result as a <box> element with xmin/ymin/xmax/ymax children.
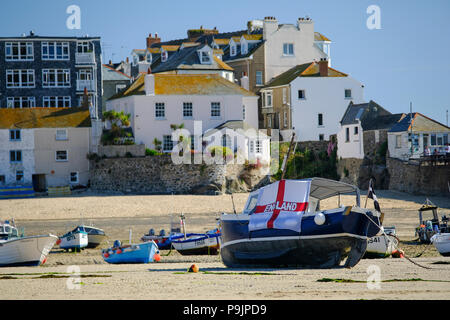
<box><xmin>0</xmin><ymin>220</ymin><xmax>58</xmax><ymax>267</ymax></box>
<box><xmin>141</xmin><ymin>216</ymin><xmax>185</xmax><ymax>250</ymax></box>
<box><xmin>364</xmin><ymin>226</ymin><xmax>398</xmax><ymax>258</ymax></box>
<box><xmin>171</xmin><ymin>214</ymin><xmax>221</xmax><ymax>255</ymax></box>
<box><xmin>59</xmin><ymin>226</ymin><xmax>88</xmax><ymax>251</ymax></box>
<box><xmin>220</xmin><ymin>178</ymin><xmax>382</xmax><ymax>268</ymax></box>
<box><xmin>102</xmin><ymin>240</ymin><xmax>160</xmax><ymax>264</ymax></box>
<box><xmin>415</xmin><ymin>200</ymin><xmax>449</xmax><ymax>244</ymax></box>
<box><xmin>431</xmin><ymin>233</ymin><xmax>450</xmax><ymax>256</ymax></box>
<box><xmin>81</xmin><ymin>225</ymin><xmax>106</xmax><ymax>248</ymax></box>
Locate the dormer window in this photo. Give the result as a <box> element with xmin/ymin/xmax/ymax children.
<box><xmin>241</xmin><ymin>42</ymin><xmax>248</xmax><ymax>55</ymax></box>
<box><xmin>145</xmin><ymin>53</ymin><xmax>152</xmax><ymax>63</ymax></box>
<box><xmin>161</xmin><ymin>51</ymin><xmax>168</xmax><ymax>62</ymax></box>
<box><xmin>200</xmin><ymin>51</ymin><xmax>211</xmax><ymax>64</ymax></box>
<box><xmin>230</xmin><ymin>44</ymin><xmax>236</xmax><ymax>57</ymax></box>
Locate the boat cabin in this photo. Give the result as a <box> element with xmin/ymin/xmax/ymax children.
<box><xmin>242</xmin><ymin>178</ymin><xmax>361</xmax><ymax>215</ymax></box>
<box><xmin>0</xmin><ymin>221</ymin><xmax>19</xmax><ymax>240</ymax></box>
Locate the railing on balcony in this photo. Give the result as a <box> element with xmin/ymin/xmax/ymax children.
<box><xmin>76</xmin><ymin>80</ymin><xmax>95</xmax><ymax>91</ymax></box>
<box><xmin>76</xmin><ymin>52</ymin><xmax>95</xmax><ymax>64</ymax></box>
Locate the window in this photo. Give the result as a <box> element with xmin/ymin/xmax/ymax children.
<box><xmin>5</xmin><ymin>42</ymin><xmax>33</xmax><ymax>61</ymax></box>
<box><xmin>241</xmin><ymin>43</ymin><xmax>248</xmax><ymax>55</ymax></box>
<box><xmin>395</xmin><ymin>135</ymin><xmax>402</xmax><ymax>148</ymax></box>
<box><xmin>262</xmin><ymin>91</ymin><xmax>272</xmax><ymax>108</ymax></box>
<box><xmin>155</xmin><ymin>103</ymin><xmax>165</xmax><ymax>119</ymax></box>
<box><xmin>43</xmin><ymin>97</ymin><xmax>71</xmax><ymax>108</ymax></box>
<box><xmin>444</xmin><ymin>134</ymin><xmax>449</xmax><ymax>145</ymax></box>
<box><xmin>190</xmin><ymin>135</ymin><xmax>196</xmax><ymax>151</ymax></box>
<box><xmin>319</xmin><ymin>134</ymin><xmax>324</xmax><ymax>141</ymax></box>
<box><xmin>77</xmin><ymin>41</ymin><xmax>91</xmax><ymax>53</ymax></box>
<box><xmin>163</xmin><ymin>135</ymin><xmax>173</xmax><ymax>152</ymax></box>
<box><xmin>70</xmin><ymin>172</ymin><xmax>79</xmax><ymax>184</ymax></box>
<box><xmin>116</xmin><ymin>84</ymin><xmax>127</xmax><ymax>93</ymax></box>
<box><xmin>283</xmin><ymin>111</ymin><xmax>288</xmax><ymax>127</ymax></box>
<box><xmin>6</xmin><ymin>70</ymin><xmax>35</xmax><ymax>88</ymax></box>
<box><xmin>298</xmin><ymin>90</ymin><xmax>305</xmax><ymax>99</ymax></box>
<box><xmin>255</xmin><ymin>140</ymin><xmax>262</xmax><ymax>154</ymax></box>
<box><xmin>318</xmin><ymin>113</ymin><xmax>323</xmax><ymax>126</ymax></box>
<box><xmin>243</xmin><ymin>105</ymin><xmax>246</xmax><ymax>120</ymax></box>
<box><xmin>249</xmin><ymin>140</ymin><xmax>254</xmax><ymax>153</ymax></box>
<box><xmin>0</xmin><ymin>175</ymin><xmax>5</xmax><ymax>186</ymax></box>
<box><xmin>42</xmin><ymin>69</ymin><xmax>70</xmax><ymax>87</ymax></box>
<box><xmin>345</xmin><ymin>89</ymin><xmax>352</xmax><ymax>99</ymax></box>
<box><xmin>431</xmin><ymin>134</ymin><xmax>436</xmax><ymax>146</ymax></box>
<box><xmin>255</xmin><ymin>71</ymin><xmax>263</xmax><ymax>85</ymax></box>
<box><xmin>56</xmin><ymin>129</ymin><xmax>68</xmax><ymax>141</ymax></box>
<box><xmin>282</xmin><ymin>87</ymin><xmax>287</xmax><ymax>104</ymax></box>
<box><xmin>161</xmin><ymin>51</ymin><xmax>168</xmax><ymax>62</ymax></box>
<box><xmin>200</xmin><ymin>51</ymin><xmax>211</xmax><ymax>64</ymax></box>
<box><xmin>345</xmin><ymin>128</ymin><xmax>350</xmax><ymax>142</ymax></box>
<box><xmin>183</xmin><ymin>102</ymin><xmax>193</xmax><ymax>118</ymax></box>
<box><xmin>16</xmin><ymin>171</ymin><xmax>24</xmax><ymax>183</ymax></box>
<box><xmin>10</xmin><ymin>150</ymin><xmax>22</xmax><ymax>163</ymax></box>
<box><xmin>230</xmin><ymin>44</ymin><xmax>237</xmax><ymax>57</ymax></box>
<box><xmin>354</xmin><ymin>126</ymin><xmax>359</xmax><ymax>135</ymax></box>
<box><xmin>283</xmin><ymin>43</ymin><xmax>294</xmax><ymax>56</ymax></box>
<box><xmin>211</xmin><ymin>102</ymin><xmax>221</xmax><ymax>118</ymax></box>
<box><xmin>6</xmin><ymin>97</ymin><xmax>35</xmax><ymax>108</ymax></box>
<box><xmin>42</xmin><ymin>42</ymin><xmax>70</xmax><ymax>60</ymax></box>
<box><xmin>77</xmin><ymin>69</ymin><xmax>92</xmax><ymax>80</ymax></box>
<box><xmin>9</xmin><ymin>130</ymin><xmax>21</xmax><ymax>141</ymax></box>
<box><xmin>267</xmin><ymin>115</ymin><xmax>272</xmax><ymax>128</ymax></box>
<box><xmin>222</xmin><ymin>134</ymin><xmax>232</xmax><ymax>148</ymax></box>
<box><xmin>56</xmin><ymin>150</ymin><xmax>68</xmax><ymax>161</ymax></box>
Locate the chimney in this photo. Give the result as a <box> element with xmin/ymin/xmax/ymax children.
<box><xmin>145</xmin><ymin>73</ymin><xmax>155</xmax><ymax>96</ymax></box>
<box><xmin>297</xmin><ymin>16</ymin><xmax>314</xmax><ymax>41</ymax></box>
<box><xmin>319</xmin><ymin>58</ymin><xmax>328</xmax><ymax>77</ymax></box>
<box><xmin>126</xmin><ymin>57</ymin><xmax>129</xmax><ymax>63</ymax></box>
<box><xmin>263</xmin><ymin>16</ymin><xmax>278</xmax><ymax>40</ymax></box>
<box><xmin>109</xmin><ymin>60</ymin><xmax>112</xmax><ymax>65</ymax></box>
<box><xmin>240</xmin><ymin>72</ymin><xmax>249</xmax><ymax>91</ymax></box>
<box><xmin>146</xmin><ymin>33</ymin><xmax>161</xmax><ymax>49</ymax></box>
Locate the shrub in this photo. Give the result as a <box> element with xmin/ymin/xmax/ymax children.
<box><xmin>208</xmin><ymin>146</ymin><xmax>234</xmax><ymax>160</ymax></box>
<box><xmin>145</xmin><ymin>148</ymin><xmax>160</xmax><ymax>156</ymax></box>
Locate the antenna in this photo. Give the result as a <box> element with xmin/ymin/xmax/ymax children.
<box><xmin>410</xmin><ymin>102</ymin><xmax>413</xmax><ymax>156</ymax></box>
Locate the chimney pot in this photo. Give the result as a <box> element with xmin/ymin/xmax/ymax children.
<box><xmin>319</xmin><ymin>59</ymin><xmax>328</xmax><ymax>77</ymax></box>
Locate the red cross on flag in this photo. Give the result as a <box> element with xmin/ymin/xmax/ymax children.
<box><xmin>249</xmin><ymin>179</ymin><xmax>311</xmax><ymax>233</ymax></box>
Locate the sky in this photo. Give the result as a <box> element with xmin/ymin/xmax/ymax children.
<box><xmin>1</xmin><ymin>0</ymin><xmax>450</xmax><ymax>125</ymax></box>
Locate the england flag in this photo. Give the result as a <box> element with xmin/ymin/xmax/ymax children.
<box><xmin>249</xmin><ymin>180</ymin><xmax>311</xmax><ymax>233</ymax></box>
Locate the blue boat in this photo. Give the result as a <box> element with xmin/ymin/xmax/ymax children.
<box><xmin>172</xmin><ymin>232</ymin><xmax>221</xmax><ymax>255</ymax></box>
<box><xmin>220</xmin><ymin>178</ymin><xmax>382</xmax><ymax>268</ymax></box>
<box><xmin>102</xmin><ymin>240</ymin><xmax>159</xmax><ymax>264</ymax></box>
<box><xmin>141</xmin><ymin>228</ymin><xmax>185</xmax><ymax>250</ymax></box>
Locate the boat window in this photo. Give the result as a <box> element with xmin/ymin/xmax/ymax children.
<box><xmin>0</xmin><ymin>226</ymin><xmax>4</xmax><ymax>233</ymax></box>
<box><xmin>11</xmin><ymin>228</ymin><xmax>18</xmax><ymax>237</ymax></box>
<box><xmin>5</xmin><ymin>226</ymin><xmax>10</xmax><ymax>233</ymax></box>
<box><xmin>307</xmin><ymin>197</ymin><xmax>319</xmax><ymax>212</ymax></box>
<box><xmin>243</xmin><ymin>192</ymin><xmax>259</xmax><ymax>215</ymax></box>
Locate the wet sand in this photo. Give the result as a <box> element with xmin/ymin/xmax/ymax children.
<box><xmin>0</xmin><ymin>190</ymin><xmax>449</xmax><ymax>300</ymax></box>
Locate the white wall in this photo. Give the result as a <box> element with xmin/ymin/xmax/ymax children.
<box><xmin>263</xmin><ymin>19</ymin><xmax>327</xmax><ymax>83</ymax></box>
<box><xmin>107</xmin><ymin>94</ymin><xmax>259</xmax><ymax>151</ymax></box>
<box><xmin>0</xmin><ymin>129</ymin><xmax>35</xmax><ymax>186</ymax></box>
<box><xmin>290</xmin><ymin>76</ymin><xmax>364</xmax><ymax>141</ymax></box>
<box><xmin>337</xmin><ymin>123</ymin><xmax>364</xmax><ymax>159</ymax></box>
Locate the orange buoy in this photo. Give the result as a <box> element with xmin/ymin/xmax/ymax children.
<box><xmin>188</xmin><ymin>264</ymin><xmax>199</xmax><ymax>273</ymax></box>
<box><xmin>153</xmin><ymin>253</ymin><xmax>161</xmax><ymax>262</ymax></box>
<box><xmin>56</xmin><ymin>239</ymin><xmax>61</xmax><ymax>245</ymax></box>
<box><xmin>103</xmin><ymin>252</ymin><xmax>109</xmax><ymax>258</ymax></box>
<box><xmin>116</xmin><ymin>249</ymin><xmax>122</xmax><ymax>254</ymax></box>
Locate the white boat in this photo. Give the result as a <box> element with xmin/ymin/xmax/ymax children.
<box><xmin>0</xmin><ymin>220</ymin><xmax>58</xmax><ymax>267</ymax></box>
<box><xmin>364</xmin><ymin>226</ymin><xmax>398</xmax><ymax>258</ymax></box>
<box><xmin>80</xmin><ymin>225</ymin><xmax>106</xmax><ymax>248</ymax></box>
<box><xmin>431</xmin><ymin>233</ymin><xmax>450</xmax><ymax>257</ymax></box>
<box><xmin>172</xmin><ymin>232</ymin><xmax>221</xmax><ymax>255</ymax></box>
<box><xmin>59</xmin><ymin>226</ymin><xmax>88</xmax><ymax>251</ymax></box>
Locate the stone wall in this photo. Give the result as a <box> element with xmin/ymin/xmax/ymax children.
<box><xmin>89</xmin><ymin>155</ymin><xmax>269</xmax><ymax>195</ymax></box>
<box><xmin>296</xmin><ymin>140</ymin><xmax>331</xmax><ymax>154</ymax></box>
<box><xmin>387</xmin><ymin>157</ymin><xmax>450</xmax><ymax>195</ymax></box>
<box><xmin>97</xmin><ymin>144</ymin><xmax>146</xmax><ymax>158</ymax></box>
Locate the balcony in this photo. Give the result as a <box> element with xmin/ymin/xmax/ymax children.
<box><xmin>76</xmin><ymin>80</ymin><xmax>95</xmax><ymax>92</ymax></box>
<box><xmin>76</xmin><ymin>52</ymin><xmax>95</xmax><ymax>64</ymax></box>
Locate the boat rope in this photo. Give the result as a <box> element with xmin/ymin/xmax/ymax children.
<box><xmin>361</xmin><ymin>211</ymin><xmax>434</xmax><ymax>270</ymax></box>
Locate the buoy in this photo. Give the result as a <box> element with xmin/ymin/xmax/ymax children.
<box><xmin>116</xmin><ymin>249</ymin><xmax>122</xmax><ymax>254</ymax></box>
<box><xmin>392</xmin><ymin>249</ymin><xmax>405</xmax><ymax>258</ymax></box>
<box><xmin>153</xmin><ymin>253</ymin><xmax>161</xmax><ymax>262</ymax></box>
<box><xmin>314</xmin><ymin>213</ymin><xmax>326</xmax><ymax>225</ymax></box>
<box><xmin>56</xmin><ymin>239</ymin><xmax>61</xmax><ymax>245</ymax></box>
<box><xmin>188</xmin><ymin>264</ymin><xmax>199</xmax><ymax>273</ymax></box>
<box><xmin>103</xmin><ymin>252</ymin><xmax>109</xmax><ymax>258</ymax></box>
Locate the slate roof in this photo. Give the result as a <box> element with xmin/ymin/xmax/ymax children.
<box><xmin>204</xmin><ymin>120</ymin><xmax>268</xmax><ymax>138</ymax></box>
<box><xmin>389</xmin><ymin>113</ymin><xmax>450</xmax><ymax>133</ymax></box>
<box><xmin>151</xmin><ymin>44</ymin><xmax>233</xmax><ymax>73</ymax></box>
<box><xmin>0</xmin><ymin>107</ymin><xmax>91</xmax><ymax>129</ymax></box>
<box><xmin>102</xmin><ymin>64</ymin><xmax>131</xmax><ymax>81</ymax></box>
<box><xmin>340</xmin><ymin>100</ymin><xmax>402</xmax><ymax>131</ymax></box>
<box><xmin>264</xmin><ymin>62</ymin><xmax>347</xmax><ymax>88</ymax></box>
<box><xmin>108</xmin><ymin>74</ymin><xmax>256</xmax><ymax>101</ymax></box>
<box><xmin>222</xmin><ymin>40</ymin><xmax>264</xmax><ymax>62</ymax></box>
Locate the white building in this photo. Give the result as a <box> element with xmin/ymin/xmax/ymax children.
<box><xmin>388</xmin><ymin>112</ymin><xmax>450</xmax><ymax>160</ymax></box>
<box><xmin>106</xmin><ymin>73</ymin><xmax>259</xmax><ymax>155</ymax></box>
<box><xmin>261</xmin><ymin>59</ymin><xmax>365</xmax><ymax>141</ymax></box>
<box><xmin>337</xmin><ymin>101</ymin><xmax>404</xmax><ymax>159</ymax></box>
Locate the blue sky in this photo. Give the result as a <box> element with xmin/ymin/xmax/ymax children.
<box><xmin>1</xmin><ymin>0</ymin><xmax>450</xmax><ymax>124</ymax></box>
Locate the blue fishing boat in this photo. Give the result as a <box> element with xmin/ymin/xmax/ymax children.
<box><xmin>220</xmin><ymin>178</ymin><xmax>382</xmax><ymax>268</ymax></box>
<box><xmin>172</xmin><ymin>232</ymin><xmax>221</xmax><ymax>255</ymax></box>
<box><xmin>141</xmin><ymin>228</ymin><xmax>185</xmax><ymax>250</ymax></box>
<box><xmin>102</xmin><ymin>240</ymin><xmax>159</xmax><ymax>264</ymax></box>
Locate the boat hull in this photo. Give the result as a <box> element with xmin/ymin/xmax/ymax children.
<box><xmin>364</xmin><ymin>234</ymin><xmax>397</xmax><ymax>259</ymax></box>
<box><xmin>0</xmin><ymin>235</ymin><xmax>58</xmax><ymax>267</ymax></box>
<box><xmin>103</xmin><ymin>241</ymin><xmax>159</xmax><ymax>264</ymax></box>
<box><xmin>141</xmin><ymin>233</ymin><xmax>185</xmax><ymax>250</ymax></box>
<box><xmin>172</xmin><ymin>234</ymin><xmax>221</xmax><ymax>255</ymax></box>
<box><xmin>60</xmin><ymin>231</ymin><xmax>88</xmax><ymax>250</ymax></box>
<box><xmin>431</xmin><ymin>233</ymin><xmax>450</xmax><ymax>257</ymax></box>
<box><xmin>220</xmin><ymin>207</ymin><xmax>378</xmax><ymax>268</ymax></box>
<box><xmin>86</xmin><ymin>234</ymin><xmax>106</xmax><ymax>248</ymax></box>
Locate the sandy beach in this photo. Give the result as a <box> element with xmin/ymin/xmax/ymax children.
<box><xmin>0</xmin><ymin>189</ymin><xmax>449</xmax><ymax>300</ymax></box>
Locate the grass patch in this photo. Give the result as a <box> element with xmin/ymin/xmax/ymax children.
<box><xmin>318</xmin><ymin>278</ymin><xmax>450</xmax><ymax>283</ymax></box>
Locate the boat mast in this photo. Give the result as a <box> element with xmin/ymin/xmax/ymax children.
<box><xmin>281</xmin><ymin>132</ymin><xmax>296</xmax><ymax>180</ymax></box>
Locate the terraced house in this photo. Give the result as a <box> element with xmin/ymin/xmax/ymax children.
<box><xmin>0</xmin><ymin>32</ymin><xmax>103</xmax><ymax>118</ymax></box>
